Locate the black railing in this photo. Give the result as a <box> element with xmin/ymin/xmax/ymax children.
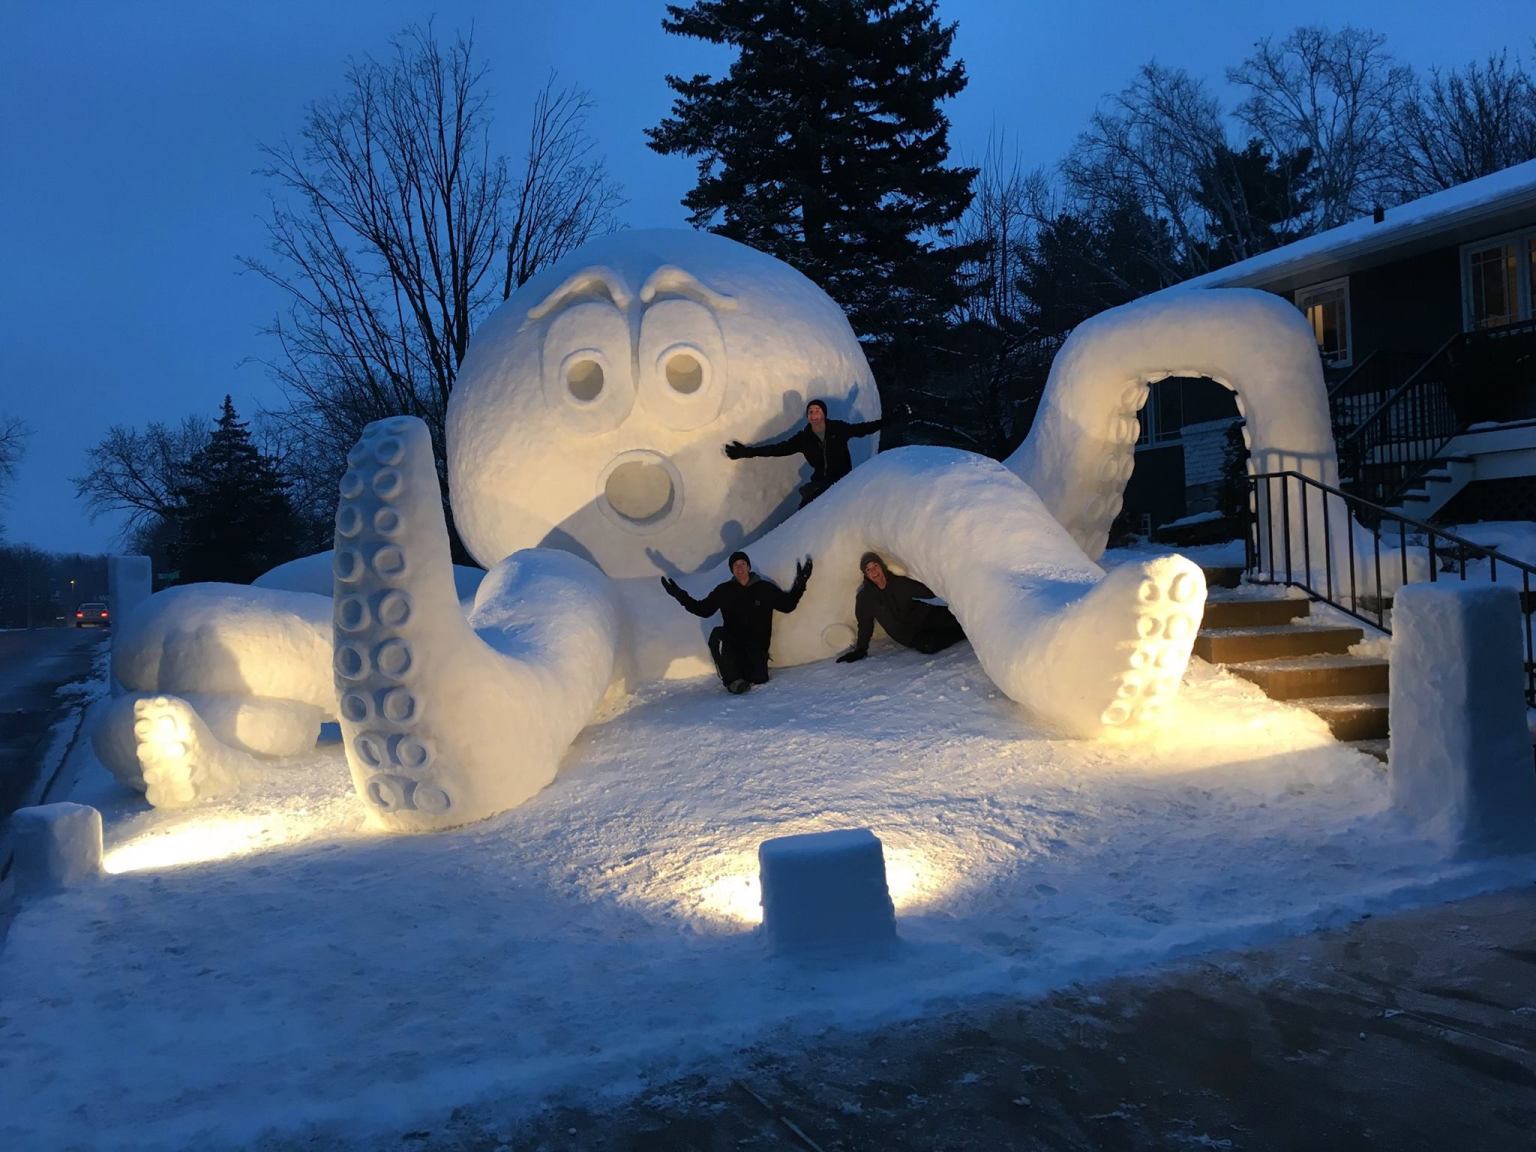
<box><xmin>1326</xmin><ymin>348</ymin><xmax>1428</xmax><ymax>443</ymax></box>
<box><xmin>1245</xmin><ymin>469</ymin><xmax>1536</xmax><ymax>704</ymax></box>
<box><xmin>1337</xmin><ymin>333</ymin><xmax>1466</xmax><ymax>507</ymax></box>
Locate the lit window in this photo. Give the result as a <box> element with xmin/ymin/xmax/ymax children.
<box><xmin>1295</xmin><ymin>280</ymin><xmax>1351</xmax><ymax>367</ymax></box>
<box><xmin>1461</xmin><ymin>230</ymin><xmax>1534</xmax><ymax>331</ymax></box>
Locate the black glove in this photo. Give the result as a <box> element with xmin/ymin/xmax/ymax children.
<box><xmin>896</xmin><ymin>401</ymin><xmax>913</xmax><ymax>420</ymax></box>
<box><xmin>660</xmin><ymin>576</ymin><xmax>684</xmax><ymax>602</ymax></box>
<box><xmin>723</xmin><ymin>440</ymin><xmax>747</xmax><ymax>460</ymax></box>
<box><xmin>794</xmin><ymin>556</ymin><xmax>813</xmax><ymax>588</ymax></box>
<box><xmin>836</xmin><ymin>648</ymin><xmax>866</xmax><ymax>664</ymax></box>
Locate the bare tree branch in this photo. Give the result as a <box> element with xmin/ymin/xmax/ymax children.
<box><xmin>1062</xmin><ymin>63</ymin><xmax>1226</xmax><ymax>278</ymax></box>
<box><xmin>1230</xmin><ymin>26</ymin><xmax>1413</xmax><ymax>224</ymax></box>
<box><xmin>502</xmin><ymin>75</ymin><xmax>627</xmax><ymax>297</ymax></box>
<box><xmin>240</xmin><ymin>28</ymin><xmax>622</xmax><ymax>556</ymax></box>
<box><xmin>1395</xmin><ymin>50</ymin><xmax>1536</xmax><ymax>197</ymax></box>
<box><xmin>71</xmin><ymin>417</ymin><xmax>209</xmax><ymax>542</ymax></box>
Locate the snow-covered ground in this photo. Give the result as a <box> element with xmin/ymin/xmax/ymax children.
<box><xmin>3</xmin><ymin>583</ymin><xmax>1535</xmax><ymax>1150</ymax></box>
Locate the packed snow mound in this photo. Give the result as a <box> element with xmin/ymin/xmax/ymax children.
<box><xmin>6</xmin><ymin>639</ymin><xmax>1534</xmax><ymax>1150</ymax></box>
<box><xmin>447</xmin><ymin>228</ymin><xmax>880</xmax><ymax>579</ymax></box>
<box><xmin>112</xmin><ymin>582</ymin><xmax>334</xmax><ymax>711</ymax></box>
<box><xmin>1006</xmin><ymin>288</ymin><xmax>1338</xmax><ymax>564</ymax></box>
<box><xmin>1390</xmin><ymin>584</ymin><xmax>1536</xmax><ymax>854</ymax></box>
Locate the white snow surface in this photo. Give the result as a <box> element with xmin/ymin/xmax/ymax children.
<box><xmin>1389</xmin><ymin>584</ymin><xmax>1536</xmax><ymax>853</ymax></box>
<box><xmin>5</xmin><ymin>628</ymin><xmax>1534</xmax><ymax>1150</ymax></box>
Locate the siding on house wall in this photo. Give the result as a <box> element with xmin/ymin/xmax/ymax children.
<box><xmin>1346</xmin><ymin>246</ymin><xmax>1463</xmax><ymax>364</ymax></box>
<box><xmin>1183</xmin><ymin>417</ymin><xmax>1239</xmax><ymax>489</ymax></box>
<box><xmin>1182</xmin><ymin>417</ymin><xmax>1240</xmax><ymax>514</ymax></box>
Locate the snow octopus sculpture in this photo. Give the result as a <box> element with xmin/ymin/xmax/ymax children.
<box><xmin>92</xmin><ymin>229</ymin><xmax>1340</xmax><ymax>833</ymax></box>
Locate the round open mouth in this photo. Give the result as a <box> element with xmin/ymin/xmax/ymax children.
<box><xmin>599</xmin><ymin>450</ymin><xmax>682</xmax><ymax>531</ymax></box>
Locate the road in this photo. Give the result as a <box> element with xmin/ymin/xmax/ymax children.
<box><xmin>0</xmin><ymin>627</ymin><xmax>106</xmax><ymax>819</ymax></box>
<box><xmin>486</xmin><ymin>889</ymin><xmax>1536</xmax><ymax>1152</ymax></box>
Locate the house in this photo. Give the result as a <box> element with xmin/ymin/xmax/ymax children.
<box><xmin>1124</xmin><ymin>159</ymin><xmax>1536</xmax><ymax>533</ymax></box>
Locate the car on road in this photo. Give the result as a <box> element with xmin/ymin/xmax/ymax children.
<box><xmin>74</xmin><ymin>602</ymin><xmax>111</xmax><ymax>628</ymax></box>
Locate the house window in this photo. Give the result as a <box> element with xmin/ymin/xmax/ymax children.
<box><xmin>1295</xmin><ymin>279</ymin><xmax>1351</xmax><ymax>366</ymax></box>
<box><xmin>1135</xmin><ymin>378</ymin><xmax>1186</xmax><ymax>446</ymax></box>
<box><xmin>1461</xmin><ymin>229</ymin><xmax>1535</xmax><ymax>330</ymax></box>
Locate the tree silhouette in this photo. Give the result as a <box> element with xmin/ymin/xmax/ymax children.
<box><xmin>174</xmin><ymin>397</ymin><xmax>298</xmax><ymax>585</ymax></box>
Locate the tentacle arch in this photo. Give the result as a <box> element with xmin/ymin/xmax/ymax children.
<box><xmin>1005</xmin><ymin>288</ymin><xmax>1344</xmax><ymax>569</ymax></box>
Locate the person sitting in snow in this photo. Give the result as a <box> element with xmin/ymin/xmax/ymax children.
<box><xmin>836</xmin><ymin>552</ymin><xmax>965</xmax><ymax>665</ymax></box>
<box><xmin>661</xmin><ymin>550</ymin><xmax>813</xmax><ymax>694</ymax></box>
<box><xmin>722</xmin><ymin>398</ymin><xmax>884</xmax><ymax>507</ymax></box>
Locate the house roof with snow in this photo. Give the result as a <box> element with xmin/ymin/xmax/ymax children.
<box><xmin>1174</xmin><ymin>159</ymin><xmax>1536</xmax><ymax>296</ymax></box>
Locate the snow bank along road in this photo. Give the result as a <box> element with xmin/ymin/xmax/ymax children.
<box><xmin>2</xmin><ymin>640</ymin><xmax>1534</xmax><ymax>1149</ymax></box>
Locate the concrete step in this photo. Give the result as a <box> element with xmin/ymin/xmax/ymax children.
<box><xmin>1194</xmin><ymin>624</ymin><xmax>1363</xmax><ymax>663</ymax></box>
<box><xmin>1201</xmin><ymin>565</ymin><xmax>1244</xmax><ymax>590</ymax></box>
<box><xmin>1200</xmin><ymin>596</ymin><xmax>1311</xmax><ymax>629</ymax></box>
<box><xmin>1228</xmin><ymin>655</ymin><xmax>1390</xmax><ymax>700</ymax></box>
<box><xmin>1302</xmin><ymin>693</ymin><xmax>1390</xmax><ymax>741</ymax></box>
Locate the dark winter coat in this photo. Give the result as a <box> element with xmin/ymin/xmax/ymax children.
<box><xmin>852</xmin><ymin>572</ymin><xmax>951</xmax><ymax>653</ymax></box>
<box><xmin>669</xmin><ymin>572</ymin><xmax>807</xmax><ymax>655</ymax></box>
<box><xmin>735</xmin><ymin>418</ymin><xmax>883</xmax><ymax>485</ymax></box>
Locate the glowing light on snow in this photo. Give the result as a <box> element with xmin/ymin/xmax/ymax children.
<box><xmin>695</xmin><ymin>843</ymin><xmax>951</xmax><ymax>925</ymax></box>
<box><xmin>103</xmin><ymin>813</ymin><xmax>317</xmax><ymax>874</ymax></box>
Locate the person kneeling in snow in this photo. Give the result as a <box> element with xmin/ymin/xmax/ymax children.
<box><xmin>661</xmin><ymin>550</ymin><xmax>813</xmax><ymax>694</ymax></box>
<box><xmin>836</xmin><ymin>552</ymin><xmax>965</xmax><ymax>665</ymax></box>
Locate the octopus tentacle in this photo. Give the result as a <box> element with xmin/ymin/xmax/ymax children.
<box><xmin>333</xmin><ymin>416</ymin><xmax>620</xmax><ymax>832</ymax></box>
<box><xmin>1005</xmin><ymin>288</ymin><xmax>1342</xmax><ymax>569</ymax></box>
<box><xmin>721</xmin><ymin>446</ymin><xmax>1207</xmax><ymax>737</ymax></box>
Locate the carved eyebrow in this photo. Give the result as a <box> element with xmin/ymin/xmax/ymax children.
<box><xmin>526</xmin><ymin>266</ymin><xmax>632</xmax><ymax>321</ymax></box>
<box><xmin>638</xmin><ymin>264</ymin><xmax>737</xmax><ymax>310</ymax></box>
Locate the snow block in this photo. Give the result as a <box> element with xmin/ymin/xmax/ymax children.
<box><xmin>108</xmin><ymin>555</ymin><xmax>152</xmax><ymax>695</ymax></box>
<box><xmin>8</xmin><ymin>803</ymin><xmax>103</xmax><ymax>896</ymax></box>
<box><xmin>1390</xmin><ymin>584</ymin><xmax>1536</xmax><ymax>854</ymax></box>
<box><xmin>758</xmin><ymin>828</ymin><xmax>896</xmax><ymax>956</ymax></box>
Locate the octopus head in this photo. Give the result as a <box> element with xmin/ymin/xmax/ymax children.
<box><xmin>447</xmin><ymin>230</ymin><xmax>879</xmax><ymax>578</ymax></box>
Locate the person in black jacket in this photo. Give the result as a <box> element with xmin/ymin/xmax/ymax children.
<box><xmin>836</xmin><ymin>552</ymin><xmax>965</xmax><ymax>664</ymax></box>
<box><xmin>723</xmin><ymin>398</ymin><xmax>883</xmax><ymax>506</ymax></box>
<box><xmin>661</xmin><ymin>550</ymin><xmax>813</xmax><ymax>693</ymax></box>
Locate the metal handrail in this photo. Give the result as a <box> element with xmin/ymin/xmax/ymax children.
<box><xmin>1244</xmin><ymin>469</ymin><xmax>1536</xmax><ymax>704</ymax></box>
<box><xmin>1338</xmin><ymin>333</ymin><xmax>1465</xmax><ymax>506</ymax></box>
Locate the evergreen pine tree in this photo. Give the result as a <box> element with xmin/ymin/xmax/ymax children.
<box><xmin>1192</xmin><ymin>139</ymin><xmax>1315</xmax><ymax>269</ymax></box>
<box><xmin>174</xmin><ymin>397</ymin><xmax>298</xmax><ymax>584</ymax></box>
<box><xmin>646</xmin><ymin>0</ymin><xmax>981</xmax><ymax>360</ymax></box>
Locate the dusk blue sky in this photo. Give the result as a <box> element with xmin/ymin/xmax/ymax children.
<box><xmin>3</xmin><ymin>0</ymin><xmax>1530</xmax><ymax>553</ymax></box>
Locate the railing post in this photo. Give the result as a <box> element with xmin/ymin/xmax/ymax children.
<box><xmin>1280</xmin><ymin>474</ymin><xmax>1290</xmax><ymax>585</ymax></box>
<box><xmin>1322</xmin><ymin>485</ymin><xmax>1334</xmax><ymax>602</ymax></box>
<box><xmin>1300</xmin><ymin>476</ymin><xmax>1311</xmax><ymax>595</ymax></box>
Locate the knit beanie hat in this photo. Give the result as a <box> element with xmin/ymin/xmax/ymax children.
<box><xmin>858</xmin><ymin>551</ymin><xmax>884</xmax><ymax>575</ymax></box>
<box><xmin>728</xmin><ymin>550</ymin><xmax>751</xmax><ymax>571</ymax></box>
<box><xmin>805</xmin><ymin>398</ymin><xmax>828</xmax><ymax>418</ymax></box>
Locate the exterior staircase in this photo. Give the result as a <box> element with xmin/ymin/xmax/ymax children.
<box><xmin>1195</xmin><ymin>567</ymin><xmax>1389</xmax><ymax>761</ymax></box>
<box><xmin>1382</xmin><ymin>455</ymin><xmax>1474</xmax><ymax>521</ymax></box>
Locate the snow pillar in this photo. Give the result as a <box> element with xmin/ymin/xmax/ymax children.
<box><xmin>1389</xmin><ymin>584</ymin><xmax>1536</xmax><ymax>854</ymax></box>
<box><xmin>6</xmin><ymin>803</ymin><xmax>104</xmax><ymax>897</ymax></box>
<box><xmin>107</xmin><ymin>555</ymin><xmax>152</xmax><ymax>696</ymax></box>
<box><xmin>758</xmin><ymin>828</ymin><xmax>896</xmax><ymax>956</ymax></box>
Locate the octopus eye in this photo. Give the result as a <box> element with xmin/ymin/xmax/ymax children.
<box><xmin>566</xmin><ymin>356</ymin><xmax>605</xmax><ymax>402</ymax></box>
<box><xmin>663</xmin><ymin>351</ymin><xmax>704</xmax><ymax>395</ymax></box>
